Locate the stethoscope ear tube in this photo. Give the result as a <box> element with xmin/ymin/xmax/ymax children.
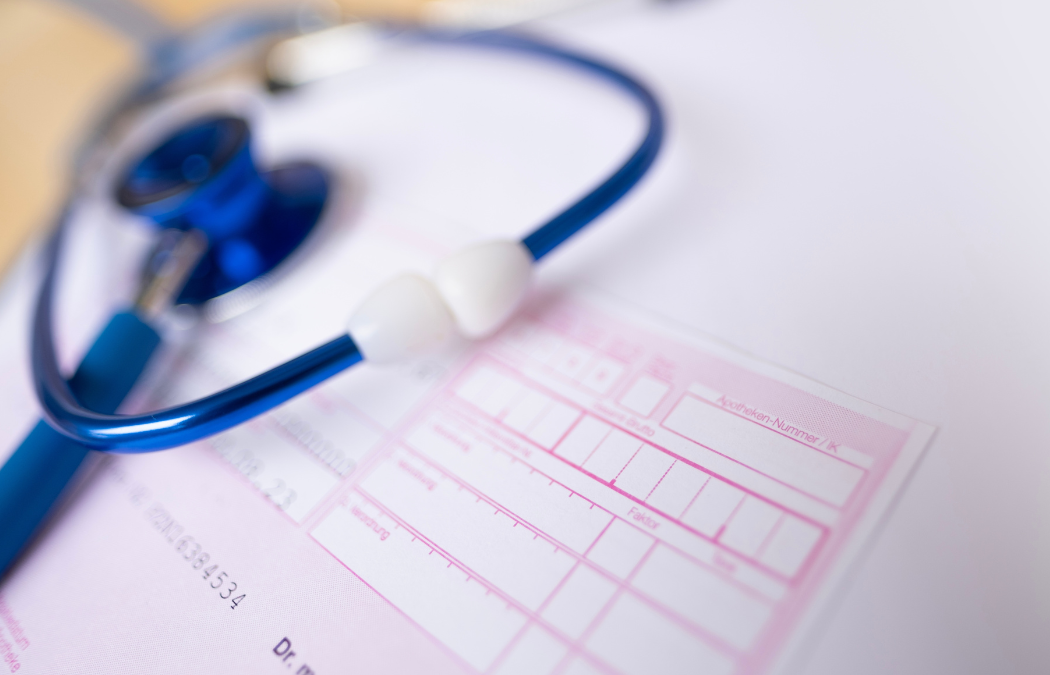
<box><xmin>442</xmin><ymin>29</ymin><xmax>664</xmax><ymax>262</ymax></box>
<box><xmin>28</xmin><ymin>27</ymin><xmax>664</xmax><ymax>455</ymax></box>
<box><xmin>29</xmin><ymin>212</ymin><xmax>364</xmax><ymax>452</ymax></box>
<box><xmin>3</xmin><ymin>24</ymin><xmax>664</xmax><ymax>579</ymax></box>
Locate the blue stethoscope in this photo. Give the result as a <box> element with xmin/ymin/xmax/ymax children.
<box><xmin>0</xmin><ymin>21</ymin><xmax>663</xmax><ymax>575</ymax></box>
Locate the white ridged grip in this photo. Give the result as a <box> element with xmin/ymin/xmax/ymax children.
<box><xmin>347</xmin><ymin>274</ymin><xmax>454</xmax><ymax>363</ymax></box>
<box><xmin>434</xmin><ymin>240</ymin><xmax>534</xmax><ymax>339</ymax></box>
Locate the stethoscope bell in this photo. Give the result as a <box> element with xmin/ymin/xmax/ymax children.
<box><xmin>115</xmin><ymin>115</ymin><xmax>329</xmax><ymax>305</ymax></box>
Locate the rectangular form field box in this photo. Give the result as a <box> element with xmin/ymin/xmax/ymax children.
<box><xmin>555</xmin><ymin>416</ymin><xmax>612</xmax><ymax>465</ymax></box>
<box><xmin>583</xmin><ymin>430</ymin><xmax>642</xmax><ymax>482</ymax></box>
<box><xmin>720</xmin><ymin>496</ymin><xmax>784</xmax><ymax>558</ymax></box>
<box><xmin>632</xmin><ymin>545</ymin><xmax>774</xmax><ymax>651</ymax></box>
<box><xmin>455</xmin><ymin>364</ymin><xmax>581</xmax><ymax>450</ymax></box>
<box><xmin>681</xmin><ymin>477</ymin><xmax>745</xmax><ymax>538</ymax></box>
<box><xmin>585</xmin><ymin>519</ymin><xmax>655</xmax><ymax>579</ymax></box>
<box><xmin>645</xmin><ymin>461</ymin><xmax>709</xmax><ymax>518</ymax></box>
<box><xmin>305</xmin><ymin>293</ymin><xmax>931</xmax><ymax>675</ymax></box>
<box><xmin>406</xmin><ymin>416</ymin><xmax>613</xmax><ymax>554</ymax></box>
<box><xmin>313</xmin><ymin>495</ymin><xmax>527</xmax><ymax>672</ymax></box>
<box><xmin>619</xmin><ymin>374</ymin><xmax>670</xmax><ymax>417</ymax></box>
<box><xmin>585</xmin><ymin>593</ymin><xmax>735</xmax><ymax>675</ymax></box>
<box><xmin>613</xmin><ymin>444</ymin><xmax>675</xmax><ymax>500</ymax></box>
<box><xmin>361</xmin><ymin>450</ymin><xmax>577</xmax><ymax>611</ymax></box>
<box><xmin>540</xmin><ymin>564</ymin><xmax>619</xmax><ymax>640</ymax></box>
<box><xmin>527</xmin><ymin>401</ymin><xmax>582</xmax><ymax>449</ymax></box>
<box><xmin>503</xmin><ymin>389</ymin><xmax>553</xmax><ymax>433</ymax></box>
<box><xmin>758</xmin><ymin>516</ymin><xmax>824</xmax><ymax>577</ymax></box>
<box><xmin>664</xmin><ymin>396</ymin><xmax>864</xmax><ymax>507</ymax></box>
<box><xmin>492</xmin><ymin>624</ymin><xmax>568</xmax><ymax>675</ymax></box>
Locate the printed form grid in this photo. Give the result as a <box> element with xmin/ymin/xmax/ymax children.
<box><xmin>188</xmin><ymin>296</ymin><xmax>927</xmax><ymax>675</ymax></box>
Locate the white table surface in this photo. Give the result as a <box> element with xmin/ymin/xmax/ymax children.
<box><xmin>527</xmin><ymin>1</ymin><xmax>1050</xmax><ymax>673</ymax></box>
<box><xmin>14</xmin><ymin>0</ymin><xmax>1050</xmax><ymax>672</ymax></box>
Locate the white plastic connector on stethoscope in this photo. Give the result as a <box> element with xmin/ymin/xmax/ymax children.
<box><xmin>346</xmin><ymin>240</ymin><xmax>533</xmax><ymax>363</ymax></box>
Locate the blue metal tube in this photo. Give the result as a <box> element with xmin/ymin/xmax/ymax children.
<box><xmin>28</xmin><ymin>28</ymin><xmax>662</xmax><ymax>453</ymax></box>
<box><xmin>436</xmin><ymin>30</ymin><xmax>665</xmax><ymax>260</ymax></box>
<box><xmin>31</xmin><ymin>226</ymin><xmax>362</xmax><ymax>452</ymax></box>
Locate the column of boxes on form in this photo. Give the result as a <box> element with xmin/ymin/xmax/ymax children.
<box><xmin>302</xmin><ymin>307</ymin><xmax>919</xmax><ymax>675</ymax></box>
<box><xmin>312</xmin><ymin>350</ymin><xmax>849</xmax><ymax>675</ymax></box>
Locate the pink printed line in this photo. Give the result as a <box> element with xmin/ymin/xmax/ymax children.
<box><xmin>582</xmin><ymin>520</ymin><xmax>615</xmax><ymax>559</ymax></box>
<box><xmin>356</xmin><ymin>449</ymin><xmax>757</xmax><ymax>659</ymax></box>
<box><xmin>529</xmin><ymin>429</ymin><xmax>811</xmax><ymax>586</ymax></box>
<box><xmin>679</xmin><ymin>471</ymin><xmax>710</xmax><ymax>519</ymax></box>
<box><xmin>714</xmin><ymin>494</ymin><xmax>749</xmax><ymax>545</ymax></box>
<box><xmin>574</xmin><ymin>552</ymin><xmax>748</xmax><ymax>675</ymax></box>
<box><xmin>468</xmin><ymin>305</ymin><xmax>910</xmax><ymax>673</ymax></box>
<box><xmin>423</xmin><ymin>405</ymin><xmax>785</xmax><ymax>604</ymax></box>
<box><xmin>457</xmin><ymin>356</ymin><xmax>831</xmax><ymax>537</ymax></box>
<box><xmin>351</xmin><ymin>486</ymin><xmax>589</xmax><ymax>643</ymax></box>
<box><xmin>350</xmin><ymin>489</ymin><xmax>507</xmax><ymax>601</ymax></box>
<box><xmin>624</xmin><ymin>538</ymin><xmax>658</xmax><ymax>583</ymax></box>
<box><xmin>527</xmin><ymin>299</ymin><xmax>909</xmax><ymax>459</ymax></box>
<box><xmin>437</xmin><ymin>396</ymin><xmax>806</xmax><ymax>599</ymax></box>
<box><xmin>752</xmin><ymin>513</ymin><xmax>787</xmax><ymax>562</ymax></box>
<box><xmin>610</xmin><ymin>445</ymin><xmax>642</xmax><ymax>484</ymax></box>
<box><xmin>775</xmin><ymin>524</ymin><xmax>829</xmax><ymax>587</ymax></box>
<box><xmin>535</xmin><ymin>561</ymin><xmax>583</xmax><ymax>618</ymax></box>
<box><xmin>300</xmin><ymin>437</ymin><xmax>402</xmax><ymax>533</ymax></box>
<box><xmin>303</xmin><ymin>351</ymin><xmax>483</xmax><ymax>533</ymax></box>
<box><xmin>308</xmin><ymin>532</ymin><xmax>481</xmax><ymax>674</ymax></box>
<box><xmin>643</xmin><ymin>459</ymin><xmax>677</xmax><ymax>502</ymax></box>
<box><xmin>397</xmin><ymin>442</ymin><xmax>603</xmax><ymax>555</ymax></box>
<box><xmin>305</xmin><ymin>316</ymin><xmax>886</xmax><ymax>672</ymax></box>
<box><xmin>553</xmin><ymin>585</ymin><xmax>682</xmax><ymax>675</ymax></box>
<box><xmin>483</xmin><ymin>623</ymin><xmax>530</xmax><ymax>675</ymax></box>
<box><xmin>577</xmin><ymin>424</ymin><xmax>615</xmax><ymax>468</ymax></box>
<box><xmin>680</xmin><ymin>393</ymin><xmax>869</xmax><ymax>472</ymax></box>
<box><xmin>569</xmin><ymin>580</ymin><xmax>744</xmax><ymax>671</ymax></box>
<box><xmin>519</xmin><ymin>399</ymin><xmax>556</xmax><ymax>437</ymax></box>
<box><xmin>659</xmin><ymin>418</ymin><xmax>850</xmax><ymax>513</ymax></box>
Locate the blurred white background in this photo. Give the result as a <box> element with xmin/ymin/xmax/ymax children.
<box><xmin>3</xmin><ymin>0</ymin><xmax>1050</xmax><ymax>673</ymax></box>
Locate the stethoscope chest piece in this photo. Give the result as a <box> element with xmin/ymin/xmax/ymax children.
<box><xmin>116</xmin><ymin>115</ymin><xmax>328</xmax><ymax>305</ymax></box>
<box><xmin>0</xmin><ymin>24</ymin><xmax>666</xmax><ymax>580</ymax></box>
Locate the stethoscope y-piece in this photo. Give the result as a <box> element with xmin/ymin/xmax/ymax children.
<box><xmin>117</xmin><ymin>116</ymin><xmax>328</xmax><ymax>305</ymax></box>
<box><xmin>0</xmin><ymin>25</ymin><xmax>664</xmax><ymax>577</ymax></box>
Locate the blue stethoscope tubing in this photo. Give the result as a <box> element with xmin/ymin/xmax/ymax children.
<box><xmin>0</xmin><ymin>25</ymin><xmax>663</xmax><ymax>575</ymax></box>
<box><xmin>37</xmin><ymin>29</ymin><xmax>665</xmax><ymax>452</ymax></box>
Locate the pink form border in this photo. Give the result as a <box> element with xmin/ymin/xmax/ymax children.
<box><xmin>293</xmin><ymin>293</ymin><xmax>931</xmax><ymax>675</ymax></box>
<box><xmin>505</xmin><ymin>298</ymin><xmax>924</xmax><ymax>675</ymax></box>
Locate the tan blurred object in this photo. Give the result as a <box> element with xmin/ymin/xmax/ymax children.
<box><xmin>0</xmin><ymin>0</ymin><xmax>436</xmax><ymax>279</ymax></box>
<box><xmin>132</xmin><ymin>0</ymin><xmax>440</xmax><ymax>26</ymax></box>
<box><xmin>132</xmin><ymin>0</ymin><xmax>588</xmax><ymax>28</ymax></box>
<box><xmin>0</xmin><ymin>0</ymin><xmax>565</xmax><ymax>277</ymax></box>
<box><xmin>0</xmin><ymin>0</ymin><xmax>137</xmax><ymax>276</ymax></box>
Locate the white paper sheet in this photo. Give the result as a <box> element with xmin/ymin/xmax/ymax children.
<box><xmin>0</xmin><ymin>11</ymin><xmax>934</xmax><ymax>674</ymax></box>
